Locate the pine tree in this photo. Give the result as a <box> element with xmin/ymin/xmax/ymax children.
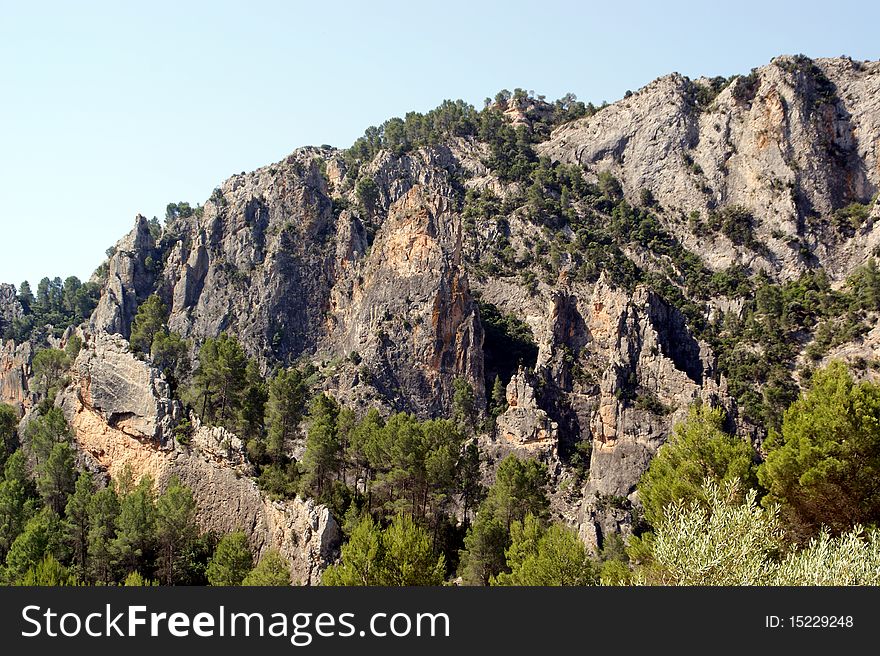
<box><xmin>36</xmin><ymin>442</ymin><xmax>76</xmax><ymax>515</ymax></box>
<box><xmin>241</xmin><ymin>549</ymin><xmax>291</xmax><ymax>586</ymax></box>
<box><xmin>265</xmin><ymin>367</ymin><xmax>308</xmax><ymax>461</ymax></box>
<box><xmin>64</xmin><ymin>471</ymin><xmax>94</xmax><ymax>576</ymax></box>
<box><xmin>87</xmin><ymin>486</ymin><xmax>120</xmax><ymax>584</ymax></box>
<box><xmin>0</xmin><ymin>404</ymin><xmax>18</xmax><ymax>468</ymax></box>
<box><xmin>0</xmin><ymin>450</ymin><xmax>38</xmax><ymax>561</ymax></box>
<box><xmin>206</xmin><ymin>531</ymin><xmax>253</xmax><ymax>586</ymax></box>
<box><xmin>129</xmin><ymin>295</ymin><xmax>168</xmax><ymax>355</ymax></box>
<box><xmin>113</xmin><ymin>476</ymin><xmax>157</xmax><ymax>577</ymax></box>
<box><xmin>155</xmin><ymin>478</ymin><xmax>198</xmax><ymax>585</ymax></box>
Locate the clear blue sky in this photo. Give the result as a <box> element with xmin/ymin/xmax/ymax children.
<box><xmin>1</xmin><ymin>0</ymin><xmax>877</xmax><ymax>288</ymax></box>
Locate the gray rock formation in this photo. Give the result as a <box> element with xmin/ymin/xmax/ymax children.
<box><xmin>70</xmin><ymin>54</ymin><xmax>880</xmax><ymax>550</ymax></box>
<box><xmin>0</xmin><ymin>339</ymin><xmax>34</xmax><ymax>416</ymax></box>
<box><xmin>495</xmin><ymin>367</ymin><xmax>557</xmax><ymax>450</ymax></box>
<box><xmin>57</xmin><ymin>332</ymin><xmax>340</xmax><ymax>584</ymax></box>
<box><xmin>539</xmin><ymin>56</ymin><xmax>880</xmax><ymax>281</ymax></box>
<box><xmin>0</xmin><ymin>283</ymin><xmax>23</xmax><ymax>330</ymax></box>
<box><xmin>90</xmin><ymin>214</ymin><xmax>157</xmax><ymax>336</ymax></box>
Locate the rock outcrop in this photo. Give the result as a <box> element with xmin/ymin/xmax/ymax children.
<box><xmin>0</xmin><ymin>339</ymin><xmax>34</xmax><ymax>416</ymax></box>
<box><xmin>90</xmin><ymin>214</ymin><xmax>157</xmax><ymax>337</ymax></box>
<box><xmin>540</xmin><ymin>56</ymin><xmax>880</xmax><ymax>281</ymax></box>
<box><xmin>57</xmin><ymin>332</ymin><xmax>340</xmax><ymax>584</ymax></box>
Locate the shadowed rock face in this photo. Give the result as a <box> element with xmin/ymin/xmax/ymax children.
<box><xmin>57</xmin><ymin>332</ymin><xmax>340</xmax><ymax>584</ymax></box>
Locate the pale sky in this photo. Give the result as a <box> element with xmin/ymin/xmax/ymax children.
<box><xmin>1</xmin><ymin>0</ymin><xmax>878</xmax><ymax>288</ymax></box>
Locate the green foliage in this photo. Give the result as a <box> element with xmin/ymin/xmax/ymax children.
<box><xmin>5</xmin><ymin>508</ymin><xmax>66</xmax><ymax>583</ymax></box>
<box><xmin>758</xmin><ymin>362</ymin><xmax>880</xmax><ymax>540</ymax></box>
<box><xmin>265</xmin><ymin>367</ymin><xmax>309</xmax><ymax>462</ymax></box>
<box><xmin>492</xmin><ymin>514</ymin><xmax>598</xmax><ymax>586</ymax></box>
<box><xmin>87</xmin><ymin>486</ymin><xmax>120</xmax><ymax>584</ymax></box>
<box><xmin>31</xmin><ymin>348</ymin><xmax>70</xmax><ymax>400</ymax></box>
<box><xmin>638</xmin><ymin>404</ymin><xmax>758</xmax><ymax>526</ymax></box>
<box><xmin>322</xmin><ymin>514</ymin><xmax>445</xmax><ymax>586</ymax></box>
<box><xmin>124</xmin><ymin>570</ymin><xmax>158</xmax><ymax>586</ymax></box>
<box><xmin>36</xmin><ymin>442</ymin><xmax>76</xmax><ymax>515</ymax></box>
<box><xmin>190</xmin><ymin>333</ymin><xmax>250</xmax><ymax>427</ymax></box>
<box><xmin>452</xmin><ymin>378</ymin><xmax>477</xmax><ymax>432</ymax></box>
<box><xmin>300</xmin><ymin>394</ymin><xmax>341</xmax><ymax>501</ymax></box>
<box><xmin>459</xmin><ymin>455</ymin><xmax>549</xmax><ymax>584</ymax></box>
<box><xmin>241</xmin><ymin>549</ymin><xmax>291</xmax><ymax>586</ymax></box>
<box><xmin>113</xmin><ymin>475</ymin><xmax>157</xmax><ymax>577</ymax></box>
<box><xmin>130</xmin><ymin>294</ymin><xmax>168</xmax><ymax>355</ymax></box>
<box><xmin>155</xmin><ymin>477</ymin><xmax>198</xmax><ymax>585</ymax></box>
<box><xmin>633</xmin><ymin>478</ymin><xmax>880</xmax><ymax>586</ymax></box>
<box><xmin>0</xmin><ymin>404</ymin><xmax>18</xmax><ymax>468</ymax></box>
<box><xmin>150</xmin><ymin>329</ymin><xmax>190</xmax><ymax>386</ymax></box>
<box><xmin>19</xmin><ymin>554</ymin><xmax>78</xmax><ymax>586</ymax></box>
<box><xmin>3</xmin><ymin>276</ymin><xmax>100</xmax><ymax>343</ymax></box>
<box><xmin>206</xmin><ymin>531</ymin><xmax>253</xmax><ymax>586</ymax></box>
<box><xmin>482</xmin><ymin>455</ymin><xmax>549</xmax><ymax>530</ymax></box>
<box><xmin>24</xmin><ymin>408</ymin><xmax>72</xmax><ymax>468</ymax></box>
<box><xmin>0</xmin><ymin>450</ymin><xmax>39</xmax><ymax>562</ymax></box>
<box><xmin>64</xmin><ymin>471</ymin><xmax>94</xmax><ymax>577</ymax></box>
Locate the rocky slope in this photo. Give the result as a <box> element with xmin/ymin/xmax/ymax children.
<box><xmin>5</xmin><ymin>54</ymin><xmax>880</xmax><ymax>554</ymax></box>
<box><xmin>56</xmin><ymin>331</ymin><xmax>339</xmax><ymax>584</ymax></box>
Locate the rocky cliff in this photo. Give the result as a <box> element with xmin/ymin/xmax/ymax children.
<box><xmin>56</xmin><ymin>332</ymin><xmax>340</xmax><ymax>584</ymax></box>
<box><xmin>7</xmin><ymin>54</ymin><xmax>880</xmax><ymax>554</ymax></box>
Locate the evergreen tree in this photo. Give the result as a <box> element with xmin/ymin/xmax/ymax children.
<box><xmin>492</xmin><ymin>515</ymin><xmax>598</xmax><ymax>586</ymax></box>
<box><xmin>0</xmin><ymin>404</ymin><xmax>18</xmax><ymax>468</ymax></box>
<box><xmin>638</xmin><ymin>404</ymin><xmax>758</xmax><ymax>526</ymax></box>
<box><xmin>483</xmin><ymin>454</ymin><xmax>549</xmax><ymax>530</ymax></box>
<box><xmin>150</xmin><ymin>329</ymin><xmax>190</xmax><ymax>385</ymax></box>
<box><xmin>759</xmin><ymin>361</ymin><xmax>880</xmax><ymax>540</ymax></box>
<box><xmin>19</xmin><ymin>554</ymin><xmax>77</xmax><ymax>586</ymax></box>
<box><xmin>380</xmin><ymin>513</ymin><xmax>445</xmax><ymax>586</ymax></box>
<box><xmin>458</xmin><ymin>441</ymin><xmax>484</xmax><ymax>524</ymax></box>
<box><xmin>241</xmin><ymin>549</ymin><xmax>291</xmax><ymax>586</ymax></box>
<box><xmin>322</xmin><ymin>515</ymin><xmax>383</xmax><ymax>586</ymax></box>
<box><xmin>64</xmin><ymin>471</ymin><xmax>94</xmax><ymax>576</ymax></box>
<box><xmin>300</xmin><ymin>394</ymin><xmax>340</xmax><ymax>499</ymax></box>
<box><xmin>206</xmin><ymin>531</ymin><xmax>253</xmax><ymax>586</ymax></box>
<box><xmin>36</xmin><ymin>441</ymin><xmax>76</xmax><ymax>515</ymax></box>
<box><xmin>238</xmin><ymin>361</ymin><xmax>268</xmax><ymax>442</ymax></box>
<box><xmin>322</xmin><ymin>514</ymin><xmax>445</xmax><ymax>586</ymax></box>
<box><xmin>452</xmin><ymin>378</ymin><xmax>477</xmax><ymax>432</ymax></box>
<box><xmin>458</xmin><ymin>512</ymin><xmax>508</xmax><ymax>585</ymax></box>
<box><xmin>5</xmin><ymin>508</ymin><xmax>66</xmax><ymax>583</ymax></box>
<box><xmin>31</xmin><ymin>348</ymin><xmax>70</xmax><ymax>399</ymax></box>
<box><xmin>24</xmin><ymin>408</ymin><xmax>72</xmax><ymax>467</ymax></box>
<box><xmin>265</xmin><ymin>367</ymin><xmax>309</xmax><ymax>461</ymax></box>
<box><xmin>113</xmin><ymin>476</ymin><xmax>157</xmax><ymax>577</ymax></box>
<box><xmin>129</xmin><ymin>295</ymin><xmax>168</xmax><ymax>354</ymax></box>
<box><xmin>490</xmin><ymin>375</ymin><xmax>507</xmax><ymax>417</ymax></box>
<box><xmin>191</xmin><ymin>333</ymin><xmax>249</xmax><ymax>425</ymax></box>
<box><xmin>0</xmin><ymin>450</ymin><xmax>38</xmax><ymax>561</ymax></box>
<box><xmin>155</xmin><ymin>478</ymin><xmax>198</xmax><ymax>585</ymax></box>
<box><xmin>87</xmin><ymin>486</ymin><xmax>120</xmax><ymax>584</ymax></box>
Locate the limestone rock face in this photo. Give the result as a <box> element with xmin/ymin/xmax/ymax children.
<box><xmin>0</xmin><ymin>284</ymin><xmax>23</xmax><ymax>329</ymax></box>
<box><xmin>327</xmin><ymin>183</ymin><xmax>485</xmax><ymax>416</ymax></box>
<box><xmin>57</xmin><ymin>332</ymin><xmax>340</xmax><ymax>584</ymax></box>
<box><xmin>539</xmin><ymin>56</ymin><xmax>880</xmax><ymax>281</ymax></box>
<box><xmin>70</xmin><ymin>331</ymin><xmax>179</xmax><ymax>441</ymax></box>
<box><xmin>90</xmin><ymin>214</ymin><xmax>157</xmax><ymax>337</ymax></box>
<box><xmin>496</xmin><ymin>368</ymin><xmax>557</xmax><ymax>450</ymax></box>
<box><xmin>0</xmin><ymin>339</ymin><xmax>34</xmax><ymax>415</ymax></box>
<box><xmin>69</xmin><ymin>55</ymin><xmax>880</xmax><ymax>550</ymax></box>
